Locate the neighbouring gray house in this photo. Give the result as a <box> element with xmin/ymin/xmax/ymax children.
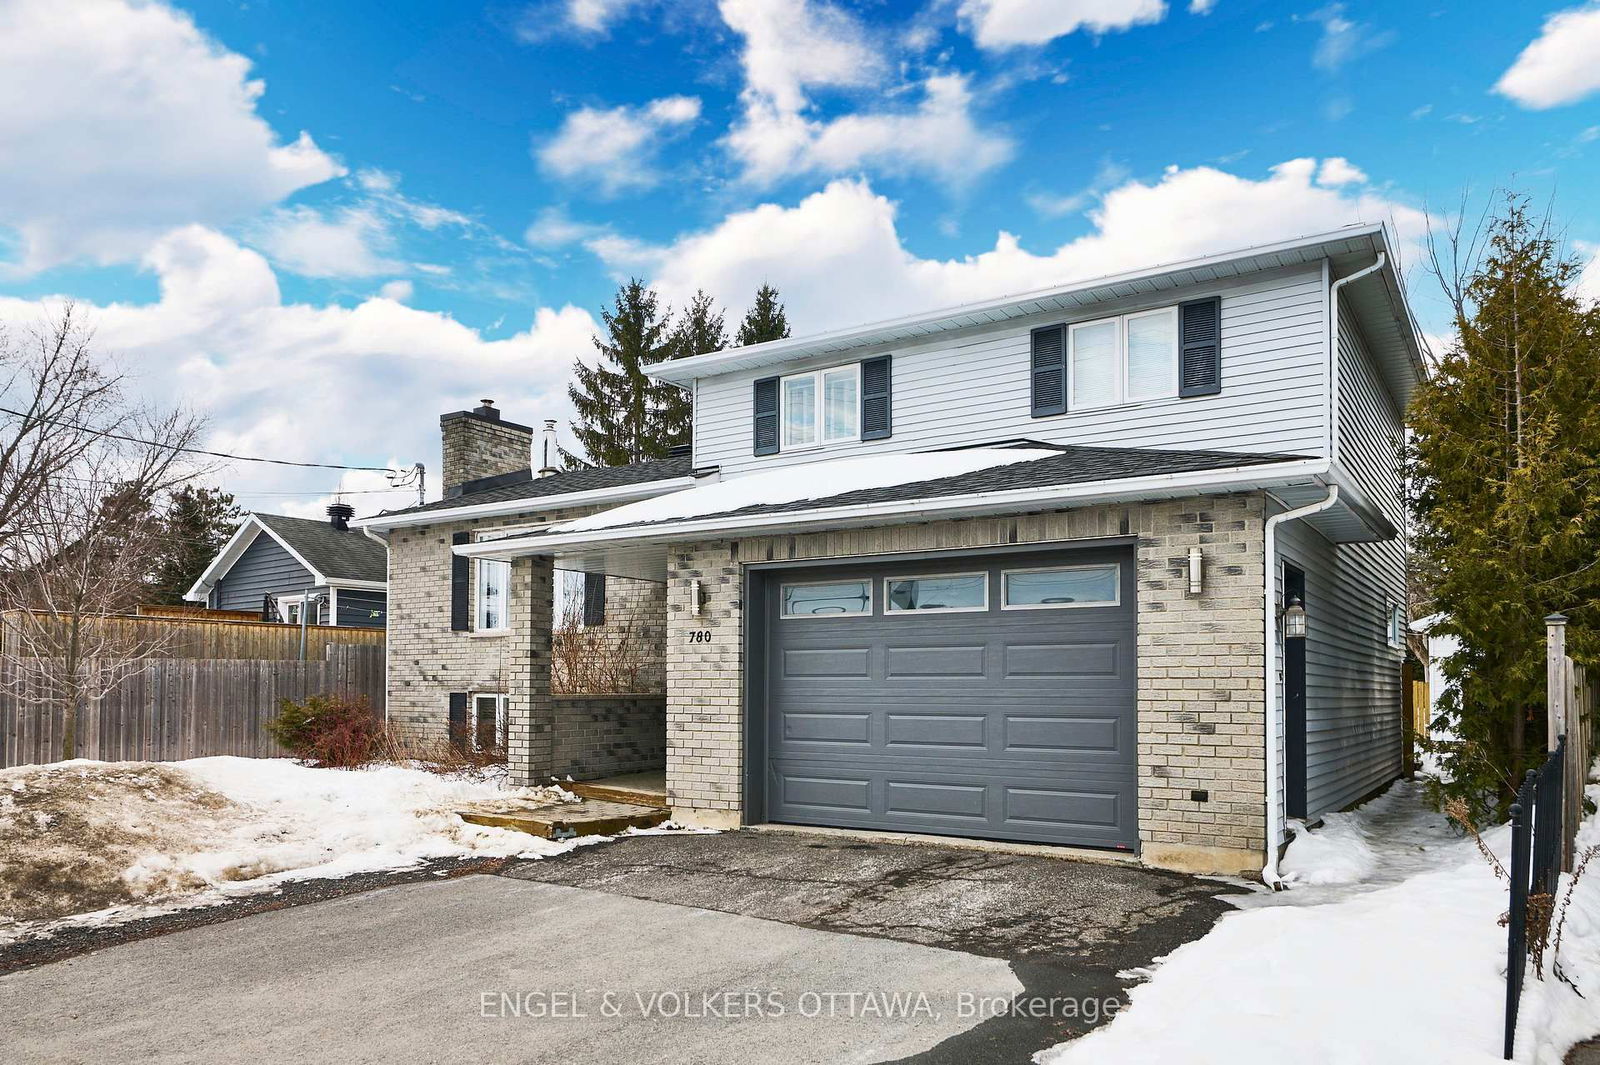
<box><xmin>185</xmin><ymin>507</ymin><xmax>389</xmax><ymax>628</ymax></box>
<box><xmin>356</xmin><ymin>224</ymin><xmax>1421</xmax><ymax>879</ymax></box>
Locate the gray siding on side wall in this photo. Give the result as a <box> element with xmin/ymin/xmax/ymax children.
<box><xmin>1276</xmin><ymin>518</ymin><xmax>1405</xmax><ymax>821</ymax></box>
<box><xmin>335</xmin><ymin>589</ymin><xmax>388</xmax><ymax>629</ymax></box>
<box><xmin>214</xmin><ymin>531</ymin><xmax>327</xmax><ymax>622</ymax></box>
<box><xmin>692</xmin><ymin>264</ymin><xmax>1329</xmax><ymax>475</ymax></box>
<box><xmin>1336</xmin><ymin>301</ymin><xmax>1405</xmax><ymax>526</ymax></box>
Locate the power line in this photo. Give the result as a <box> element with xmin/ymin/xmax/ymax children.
<box><xmin>0</xmin><ymin>405</ymin><xmax>401</xmax><ymax>473</ymax></box>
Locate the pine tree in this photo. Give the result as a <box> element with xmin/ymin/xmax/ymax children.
<box><xmin>564</xmin><ymin>279</ymin><xmax>685</xmax><ymax>468</ymax></box>
<box><xmin>1411</xmin><ymin>197</ymin><xmax>1600</xmax><ymax>820</ymax></box>
<box><xmin>735</xmin><ymin>283</ymin><xmax>790</xmax><ymax>346</ymax></box>
<box><xmin>146</xmin><ymin>486</ymin><xmax>244</xmax><ymax>605</ymax></box>
<box><xmin>658</xmin><ymin>290</ymin><xmax>727</xmax><ymax>448</ymax></box>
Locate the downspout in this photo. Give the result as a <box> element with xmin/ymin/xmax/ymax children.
<box><xmin>1262</xmin><ymin>484</ymin><xmax>1340</xmax><ymax>888</ymax></box>
<box><xmin>1327</xmin><ymin>252</ymin><xmax>1386</xmax><ymax>464</ymax></box>
<box><xmin>362</xmin><ymin>526</ymin><xmax>391</xmax><ymax>727</ymax></box>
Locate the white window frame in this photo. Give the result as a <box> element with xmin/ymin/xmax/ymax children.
<box><xmin>779</xmin><ymin>578</ymin><xmax>873</xmax><ymax>619</ymax></box>
<box><xmin>883</xmin><ymin>572</ymin><xmax>990</xmax><ymax>615</ymax></box>
<box><xmin>279</xmin><ymin>595</ymin><xmax>303</xmax><ymax>625</ymax></box>
<box><xmin>1387</xmin><ymin>602</ymin><xmax>1405</xmax><ymax>649</ymax></box>
<box><xmin>1000</xmin><ymin>563</ymin><xmax>1121</xmax><ymax>611</ymax></box>
<box><xmin>475</xmin><ymin>558</ymin><xmax>511</xmax><ymax>633</ymax></box>
<box><xmin>471</xmin><ymin>692</ymin><xmax>508</xmax><ymax>752</ymax></box>
<box><xmin>1067</xmin><ymin>305</ymin><xmax>1180</xmax><ymax>411</ymax></box>
<box><xmin>780</xmin><ymin>364</ymin><xmax>860</xmax><ymax>451</ymax></box>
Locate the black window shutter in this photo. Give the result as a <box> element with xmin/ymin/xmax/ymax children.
<box><xmin>449</xmin><ymin>532</ymin><xmax>471</xmax><ymax>631</ymax></box>
<box><xmin>753</xmin><ymin>376</ymin><xmax>780</xmax><ymax>455</ymax></box>
<box><xmin>1030</xmin><ymin>325</ymin><xmax>1067</xmax><ymax>417</ymax></box>
<box><xmin>582</xmin><ymin>573</ymin><xmax>607</xmax><ymax>627</ymax></box>
<box><xmin>1179</xmin><ymin>297</ymin><xmax>1222</xmax><ymax>397</ymax></box>
<box><xmin>859</xmin><ymin>355</ymin><xmax>892</xmax><ymax>440</ymax></box>
<box><xmin>448</xmin><ymin>692</ymin><xmax>468</xmax><ymax>742</ymax></box>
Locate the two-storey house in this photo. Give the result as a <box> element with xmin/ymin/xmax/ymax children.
<box><xmin>357</xmin><ymin>223</ymin><xmax>1422</xmax><ymax>879</ymax></box>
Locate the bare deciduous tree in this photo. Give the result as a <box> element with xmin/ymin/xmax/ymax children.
<box><xmin>0</xmin><ymin>305</ymin><xmax>206</xmax><ymax>759</ymax></box>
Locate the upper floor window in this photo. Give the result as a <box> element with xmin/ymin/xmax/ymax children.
<box><xmin>782</xmin><ymin>365</ymin><xmax>859</xmax><ymax>449</ymax></box>
<box><xmin>1069</xmin><ymin>307</ymin><xmax>1179</xmax><ymax>410</ymax></box>
<box><xmin>476</xmin><ymin>558</ymin><xmax>510</xmax><ymax>632</ymax></box>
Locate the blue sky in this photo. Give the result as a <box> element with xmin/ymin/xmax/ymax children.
<box><xmin>1</xmin><ymin>0</ymin><xmax>1597</xmax><ymax>513</ymax></box>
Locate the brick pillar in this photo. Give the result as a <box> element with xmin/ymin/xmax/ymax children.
<box><xmin>664</xmin><ymin>541</ymin><xmax>744</xmax><ymax>827</ymax></box>
<box><xmin>507</xmin><ymin>554</ymin><xmax>555</xmax><ymax>785</ymax></box>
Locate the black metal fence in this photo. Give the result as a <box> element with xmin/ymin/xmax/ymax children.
<box><xmin>1504</xmin><ymin>735</ymin><xmax>1567</xmax><ymax>1059</ymax></box>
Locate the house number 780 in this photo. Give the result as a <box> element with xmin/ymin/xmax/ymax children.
<box><xmin>686</xmin><ymin>630</ymin><xmax>712</xmax><ymax>643</ymax></box>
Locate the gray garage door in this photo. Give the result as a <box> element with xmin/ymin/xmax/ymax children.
<box><xmin>762</xmin><ymin>546</ymin><xmax>1137</xmax><ymax>850</ymax></box>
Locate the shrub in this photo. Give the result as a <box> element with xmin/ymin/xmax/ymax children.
<box><xmin>265</xmin><ymin>694</ymin><xmax>384</xmax><ymax>768</ymax></box>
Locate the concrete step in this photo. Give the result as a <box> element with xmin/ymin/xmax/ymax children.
<box><xmin>459</xmin><ymin>798</ymin><xmax>668</xmax><ymax>841</ymax></box>
<box><xmin>560</xmin><ymin>780</ymin><xmax>669</xmax><ymax>809</ymax></box>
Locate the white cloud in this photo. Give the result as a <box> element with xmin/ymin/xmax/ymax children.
<box><xmin>957</xmin><ymin>0</ymin><xmax>1167</xmax><ymax>49</ymax></box>
<box><xmin>728</xmin><ymin>74</ymin><xmax>1014</xmax><ymax>187</ymax></box>
<box><xmin>1495</xmin><ymin>3</ymin><xmax>1600</xmax><ymax>109</ymax></box>
<box><xmin>1308</xmin><ymin>3</ymin><xmax>1394</xmax><ymax>72</ymax></box>
<box><xmin>718</xmin><ymin>1</ymin><xmax>1010</xmax><ymax>187</ymax></box>
<box><xmin>0</xmin><ymin>0</ymin><xmax>341</xmax><ymax>273</ymax></box>
<box><xmin>379</xmin><ymin>279</ymin><xmax>414</xmax><ymax>303</ymax></box>
<box><xmin>1577</xmin><ymin>240</ymin><xmax>1600</xmax><ymax>303</ymax></box>
<box><xmin>595</xmin><ymin>159</ymin><xmax>1427</xmax><ymax>337</ymax></box>
<box><xmin>525</xmin><ymin>208</ymin><xmax>609</xmax><ymax>249</ymax></box>
<box><xmin>1189</xmin><ymin>0</ymin><xmax>1217</xmax><ymax>13</ymax></box>
<box><xmin>0</xmin><ymin>227</ymin><xmax>597</xmax><ymax>510</ymax></box>
<box><xmin>566</xmin><ymin>0</ymin><xmax>641</xmax><ymax>33</ymax></box>
<box><xmin>1315</xmin><ymin>157</ymin><xmax>1368</xmax><ymax>186</ymax></box>
<box><xmin>538</xmin><ymin>96</ymin><xmax>702</xmax><ymax>194</ymax></box>
<box><xmin>250</xmin><ymin>206</ymin><xmax>401</xmax><ymax>279</ymax></box>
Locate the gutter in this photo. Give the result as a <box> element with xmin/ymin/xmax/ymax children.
<box><xmin>1327</xmin><ymin>251</ymin><xmax>1387</xmax><ymax>464</ymax></box>
<box><xmin>456</xmin><ymin>457</ymin><xmax>1333</xmax><ymax>559</ymax></box>
<box><xmin>351</xmin><ymin>476</ymin><xmax>699</xmax><ymax>533</ymax></box>
<box><xmin>1261</xmin><ymin>484</ymin><xmax>1340</xmax><ymax>889</ymax></box>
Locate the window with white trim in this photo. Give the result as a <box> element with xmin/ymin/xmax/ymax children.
<box><xmin>476</xmin><ymin>559</ymin><xmax>510</xmax><ymax>632</ymax></box>
<box><xmin>1069</xmin><ymin>306</ymin><xmax>1179</xmax><ymax>410</ymax></box>
<box><xmin>1002</xmin><ymin>564</ymin><xmax>1120</xmax><ymax>609</ymax></box>
<box><xmin>781</xmin><ymin>365</ymin><xmax>859</xmax><ymax>449</ymax></box>
<box><xmin>472</xmin><ymin>693</ymin><xmax>508</xmax><ymax>751</ymax></box>
<box><xmin>1387</xmin><ymin>602</ymin><xmax>1405</xmax><ymax>649</ymax></box>
<box><xmin>781</xmin><ymin>579</ymin><xmax>871</xmax><ymax>617</ymax></box>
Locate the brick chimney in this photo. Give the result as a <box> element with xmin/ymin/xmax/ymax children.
<box><xmin>439</xmin><ymin>399</ymin><xmax>534</xmax><ymax>497</ymax></box>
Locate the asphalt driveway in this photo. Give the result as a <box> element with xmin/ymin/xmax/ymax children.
<box><xmin>0</xmin><ymin>831</ymin><xmax>1240</xmax><ymax>1065</ymax></box>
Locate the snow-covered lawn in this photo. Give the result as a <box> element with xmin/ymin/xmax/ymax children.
<box><xmin>1039</xmin><ymin>780</ymin><xmax>1600</xmax><ymax>1065</ymax></box>
<box><xmin>0</xmin><ymin>757</ymin><xmax>596</xmax><ymax>944</ymax></box>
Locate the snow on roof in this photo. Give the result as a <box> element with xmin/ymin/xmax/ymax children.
<box><xmin>553</xmin><ymin>449</ymin><xmax>1063</xmax><ymax>535</ymax></box>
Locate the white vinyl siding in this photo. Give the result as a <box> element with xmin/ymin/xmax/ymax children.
<box><xmin>693</xmin><ymin>265</ymin><xmax>1329</xmax><ymax>474</ymax></box>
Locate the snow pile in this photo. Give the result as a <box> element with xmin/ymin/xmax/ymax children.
<box><xmin>0</xmin><ymin>757</ymin><xmax>585</xmax><ymax>941</ymax></box>
<box><xmin>1037</xmin><ymin>780</ymin><xmax>1600</xmax><ymax>1065</ymax></box>
<box><xmin>556</xmin><ymin>448</ymin><xmax>1061</xmax><ymax>533</ymax></box>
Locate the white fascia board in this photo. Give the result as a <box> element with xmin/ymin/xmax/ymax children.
<box><xmin>456</xmin><ymin>459</ymin><xmax>1332</xmax><ymax>560</ymax></box>
<box><xmin>350</xmin><ymin>477</ymin><xmax>699</xmax><ymax>533</ymax></box>
<box><xmin>183</xmin><ymin>518</ymin><xmax>265</xmax><ymax>601</ymax></box>
<box><xmin>323</xmin><ymin>578</ymin><xmax>388</xmax><ymax>592</ymax></box>
<box><xmin>650</xmin><ymin>225</ymin><xmax>1390</xmax><ymax>386</ymax></box>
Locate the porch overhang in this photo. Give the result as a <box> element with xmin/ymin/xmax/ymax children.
<box><xmin>454</xmin><ymin>455</ymin><xmax>1383</xmax><ymax>581</ymax></box>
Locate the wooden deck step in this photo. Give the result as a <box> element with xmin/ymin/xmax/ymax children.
<box><xmin>458</xmin><ymin>798</ymin><xmax>668</xmax><ymax>840</ymax></box>
<box><xmin>560</xmin><ymin>780</ymin><xmax>669</xmax><ymax>809</ymax></box>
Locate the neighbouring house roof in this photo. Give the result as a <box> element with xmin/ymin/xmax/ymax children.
<box><xmin>648</xmin><ymin>223</ymin><xmax>1425</xmax><ymax>408</ymax></box>
<box><xmin>352</xmin><ymin>454</ymin><xmax>697</xmax><ymax>531</ymax></box>
<box><xmin>460</xmin><ymin>444</ymin><xmax>1324</xmax><ymax>564</ymax></box>
<box><xmin>183</xmin><ymin>513</ymin><xmax>388</xmax><ymax>602</ymax></box>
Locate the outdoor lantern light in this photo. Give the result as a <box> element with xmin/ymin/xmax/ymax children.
<box><xmin>1282</xmin><ymin>595</ymin><xmax>1308</xmax><ymax>640</ymax></box>
<box><xmin>1187</xmin><ymin>546</ymin><xmax>1204</xmax><ymax>596</ymax></box>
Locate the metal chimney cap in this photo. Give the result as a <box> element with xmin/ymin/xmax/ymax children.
<box><xmin>472</xmin><ymin>399</ymin><xmax>501</xmax><ymax>420</ymax></box>
<box><xmin>327</xmin><ymin>502</ymin><xmax>355</xmax><ymax>529</ymax></box>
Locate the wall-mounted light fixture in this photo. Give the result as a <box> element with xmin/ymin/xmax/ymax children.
<box><xmin>1187</xmin><ymin>546</ymin><xmax>1204</xmax><ymax>596</ymax></box>
<box><xmin>687</xmin><ymin>578</ymin><xmax>704</xmax><ymax>617</ymax></box>
<box><xmin>1282</xmin><ymin>595</ymin><xmax>1308</xmax><ymax>641</ymax></box>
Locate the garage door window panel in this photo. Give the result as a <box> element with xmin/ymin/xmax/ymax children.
<box><xmin>884</xmin><ymin>573</ymin><xmax>988</xmax><ymax>613</ymax></box>
<box><xmin>1002</xmin><ymin>564</ymin><xmax>1120</xmax><ymax>609</ymax></box>
<box><xmin>781</xmin><ymin>579</ymin><xmax>872</xmax><ymax>618</ymax></box>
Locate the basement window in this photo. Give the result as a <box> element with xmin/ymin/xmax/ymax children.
<box><xmin>473</xmin><ymin>693</ymin><xmax>508</xmax><ymax>751</ymax></box>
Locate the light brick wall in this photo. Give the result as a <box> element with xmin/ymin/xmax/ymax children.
<box><xmin>550</xmin><ymin>695</ymin><xmax>667</xmax><ymax>778</ymax></box>
<box><xmin>663</xmin><ymin>493</ymin><xmax>1268</xmax><ymax>864</ymax></box>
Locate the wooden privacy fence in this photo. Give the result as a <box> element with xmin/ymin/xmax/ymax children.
<box><xmin>0</xmin><ymin>609</ymin><xmax>384</xmax><ymax>662</ymax></box>
<box><xmin>0</xmin><ymin>644</ymin><xmax>384</xmax><ymax>769</ymax></box>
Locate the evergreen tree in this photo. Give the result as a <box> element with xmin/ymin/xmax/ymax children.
<box><xmin>735</xmin><ymin>283</ymin><xmax>790</xmax><ymax>346</ymax></box>
<box><xmin>564</xmin><ymin>279</ymin><xmax>684</xmax><ymax>468</ymax></box>
<box><xmin>1411</xmin><ymin>197</ymin><xmax>1600</xmax><ymax>820</ymax></box>
<box><xmin>658</xmin><ymin>290</ymin><xmax>727</xmax><ymax>449</ymax></box>
<box><xmin>146</xmin><ymin>486</ymin><xmax>243</xmax><ymax>605</ymax></box>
